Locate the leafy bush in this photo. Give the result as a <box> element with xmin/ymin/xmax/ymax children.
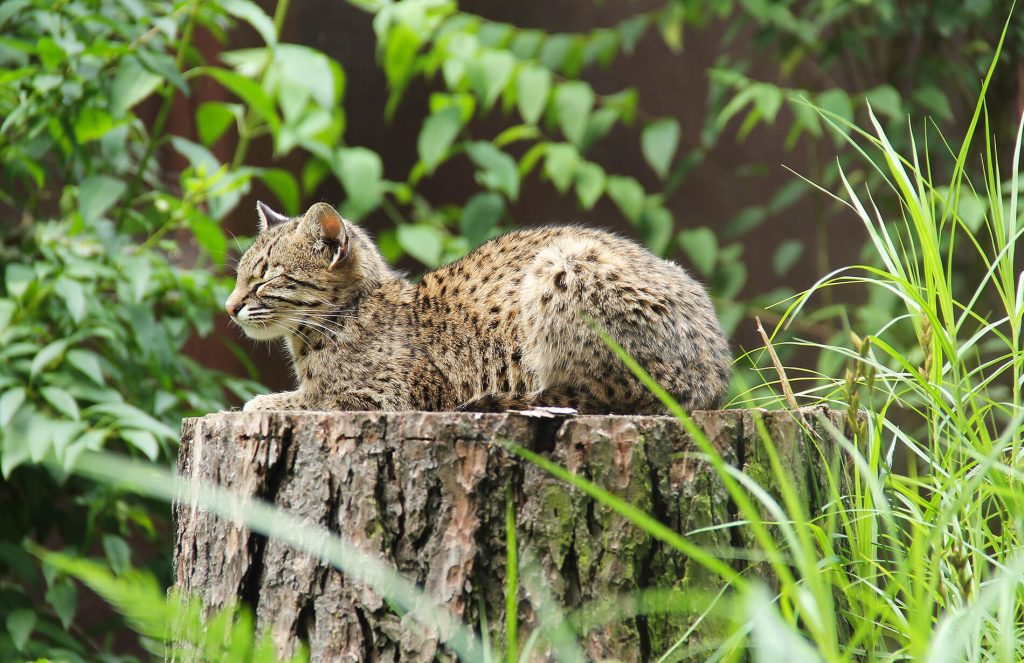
<box><xmin>0</xmin><ymin>0</ymin><xmax>267</xmax><ymax>657</ymax></box>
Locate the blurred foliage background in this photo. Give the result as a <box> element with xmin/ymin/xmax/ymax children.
<box><xmin>0</xmin><ymin>0</ymin><xmax>1021</xmax><ymax>659</ymax></box>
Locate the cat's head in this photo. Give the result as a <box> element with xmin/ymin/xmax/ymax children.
<box><xmin>225</xmin><ymin>201</ymin><xmax>385</xmax><ymax>340</ymax></box>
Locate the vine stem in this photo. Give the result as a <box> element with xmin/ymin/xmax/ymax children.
<box><xmin>231</xmin><ymin>0</ymin><xmax>292</xmax><ymax>169</ymax></box>
<box><xmin>119</xmin><ymin>0</ymin><xmax>200</xmax><ymax>226</ymax></box>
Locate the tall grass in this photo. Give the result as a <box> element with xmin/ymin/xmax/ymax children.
<box><xmin>724</xmin><ymin>16</ymin><xmax>1024</xmax><ymax>659</ymax></box>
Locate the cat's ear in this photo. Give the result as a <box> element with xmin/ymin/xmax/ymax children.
<box><xmin>303</xmin><ymin>202</ymin><xmax>350</xmax><ymax>271</ymax></box>
<box><xmin>256</xmin><ymin>200</ymin><xmax>290</xmax><ymax>232</ymax></box>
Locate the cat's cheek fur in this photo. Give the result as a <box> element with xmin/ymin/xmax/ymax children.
<box><xmin>239</xmin><ymin>321</ymin><xmax>289</xmax><ymax>340</ymax></box>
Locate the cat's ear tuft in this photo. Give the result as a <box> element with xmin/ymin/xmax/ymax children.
<box><xmin>256</xmin><ymin>200</ymin><xmax>290</xmax><ymax>232</ymax></box>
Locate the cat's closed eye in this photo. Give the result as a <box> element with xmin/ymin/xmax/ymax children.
<box><xmin>255</xmin><ymin>275</ymin><xmax>284</xmax><ymax>295</ymax></box>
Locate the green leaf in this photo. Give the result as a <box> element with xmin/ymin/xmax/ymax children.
<box><xmin>66</xmin><ymin>349</ymin><xmax>104</xmax><ymax>386</ymax></box>
<box><xmin>73</xmin><ymin>107</ymin><xmax>116</xmax><ymax>143</ymax></box>
<box><xmin>31</xmin><ymin>339</ymin><xmax>68</xmax><ymax>378</ymax></box>
<box><xmin>767</xmin><ymin>180</ymin><xmax>807</xmax><ymax>214</ymax></box>
<box><xmin>538</xmin><ymin>34</ymin><xmax>572</xmax><ymax>70</ymax></box>
<box><xmin>816</xmin><ymin>89</ymin><xmax>853</xmax><ymax>125</ymax></box>
<box><xmin>516</xmin><ymin>65</ymin><xmax>551</xmax><ymax>125</ymax></box>
<box><xmin>678</xmin><ymin>227</ymin><xmax>718</xmax><ymax>276</ymax></box>
<box><xmin>641</xmin><ymin>119</ymin><xmax>680</xmax><ymax>179</ymax></box>
<box><xmin>196</xmin><ymin>101</ymin><xmax>237</xmax><ymax>146</ymax></box>
<box><xmin>429</xmin><ymin>92</ymin><xmax>476</xmax><ymax>124</ymax></box>
<box><xmin>88</xmin><ymin>402</ymin><xmax>177</xmax><ymax>441</ymax></box>
<box><xmin>5</xmin><ymin>263</ymin><xmax>35</xmax><ymax>299</ymax></box>
<box><xmin>302</xmin><ymin>158</ymin><xmax>330</xmax><ymax>196</ymax></box>
<box><xmin>56</xmin><ymin>277</ymin><xmax>85</xmax><ymax>323</ymax></box>
<box><xmin>136</xmin><ymin>50</ymin><xmax>187</xmax><ymax>93</ymax></box>
<box><xmin>789</xmin><ymin>96</ymin><xmax>822</xmax><ymax>137</ymax></box>
<box><xmin>543</xmin><ymin>143</ymin><xmax>580</xmax><ymax>193</ymax></box>
<box><xmin>79</xmin><ymin>175</ymin><xmax>126</xmax><ymax>224</ymax></box>
<box><xmin>641</xmin><ymin>207</ymin><xmax>674</xmax><ymax>256</ymax></box>
<box><xmin>218</xmin><ymin>46</ymin><xmax>268</xmax><ymax>78</ymax></box>
<box><xmin>102</xmin><ymin>535</ymin><xmax>131</xmax><ymax>575</ymax></box>
<box><xmin>718</xmin><ymin>260</ymin><xmax>747</xmax><ymax>300</ymax></box>
<box><xmin>750</xmin><ymin>83</ymin><xmax>783</xmax><ymax>123</ymax></box>
<box><xmin>583</xmin><ymin>107</ymin><xmax>620</xmax><ymax>147</ymax></box>
<box><xmin>953</xmin><ymin>190</ymin><xmax>987</xmax><ymax>232</ymax></box>
<box><xmin>864</xmin><ymin>84</ymin><xmax>902</xmax><ymax>120</ymax></box>
<box><xmin>606</xmin><ymin>176</ymin><xmax>645</xmax><ymax>222</ymax></box>
<box><xmin>200</xmin><ymin>67</ymin><xmax>280</xmax><ymax>132</ymax></box>
<box><xmin>494</xmin><ymin>124</ymin><xmax>539</xmax><ymax>148</ymax></box>
<box><xmin>334</xmin><ymin>147</ymin><xmax>383</xmax><ymax>218</ymax></box>
<box><xmin>574</xmin><ymin>162</ymin><xmax>605</xmax><ymax>210</ymax></box>
<box><xmin>470</xmin><ymin>50</ymin><xmax>515</xmax><ymax>109</ymax></box>
<box><xmin>466</xmin><ymin>142</ymin><xmax>519</xmax><ymax>200</ymax></box>
<box><xmin>604</xmin><ymin>88</ymin><xmax>638</xmax><ymax>125</ymax></box>
<box><xmin>0</xmin><ymin>0</ymin><xmax>30</xmax><ymax>27</ymax></box>
<box><xmin>274</xmin><ymin>44</ymin><xmax>338</xmax><ymax>110</ymax></box>
<box><xmin>418</xmin><ymin>106</ymin><xmax>462</xmax><ymax>173</ymax></box>
<box><xmin>122</xmin><ymin>429</ymin><xmax>159</xmax><ymax>460</ymax></box>
<box><xmin>773</xmin><ymin>239</ymin><xmax>804</xmax><ymax>276</ymax></box>
<box><xmin>0</xmin><ymin>387</ymin><xmax>26</xmax><ymax>428</ymax></box>
<box><xmin>510</xmin><ymin>30</ymin><xmax>543</xmax><ymax>59</ymax></box>
<box><xmin>63</xmin><ymin>429</ymin><xmax>107</xmax><ymax>470</ymax></box>
<box><xmin>729</xmin><ymin>206</ymin><xmax>770</xmax><ymax>240</ymax></box>
<box><xmin>459</xmin><ymin>193</ymin><xmax>504</xmax><ymax>248</ymax></box>
<box><xmin>1</xmin><ymin>406</ymin><xmax>34</xmax><ymax>476</ymax></box>
<box><xmin>221</xmin><ymin>0</ymin><xmax>277</xmax><ymax>46</ymax></box>
<box><xmin>716</xmin><ymin>85</ymin><xmax>756</xmax><ymax>132</ymax></box>
<box><xmin>382</xmin><ymin>22</ymin><xmax>422</xmax><ymax>103</ymax></box>
<box><xmin>110</xmin><ymin>57</ymin><xmax>163</xmax><ymax>117</ymax></box>
<box><xmin>913</xmin><ymin>85</ymin><xmax>953</xmax><ymax>121</ymax></box>
<box><xmin>554</xmin><ymin>82</ymin><xmax>594</xmax><ymax>147</ymax></box>
<box><xmin>617</xmin><ymin>14</ymin><xmax>649</xmax><ymax>52</ymax></box>
<box><xmin>396</xmin><ymin>224</ymin><xmax>444</xmax><ymax>268</ymax></box>
<box><xmin>5</xmin><ymin>609</ymin><xmax>34</xmax><ymax>651</ymax></box>
<box><xmin>170</xmin><ymin>136</ymin><xmax>219</xmax><ymax>174</ymax></box>
<box><xmin>0</xmin><ymin>299</ymin><xmax>15</xmax><ymax>332</ymax></box>
<box><xmin>46</xmin><ymin>579</ymin><xmax>77</xmax><ymax>630</ymax></box>
<box><xmin>210</xmin><ymin>168</ymin><xmax>252</xmax><ymax>222</ymax></box>
<box><xmin>255</xmin><ymin>168</ymin><xmax>300</xmax><ymax>215</ymax></box>
<box><xmin>120</xmin><ymin>256</ymin><xmax>152</xmax><ymax>304</ymax></box>
<box><xmin>0</xmin><ymin>542</ymin><xmax>36</xmax><ymax>584</ymax></box>
<box><xmin>658</xmin><ymin>4</ymin><xmax>684</xmax><ymax>52</ymax></box>
<box><xmin>41</xmin><ymin>386</ymin><xmax>80</xmax><ymax>421</ymax></box>
<box><xmin>192</xmin><ymin>213</ymin><xmax>230</xmax><ymax>264</ymax></box>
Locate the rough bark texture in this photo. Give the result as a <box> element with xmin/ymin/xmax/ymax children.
<box><xmin>173</xmin><ymin>407</ymin><xmax>848</xmax><ymax>662</ymax></box>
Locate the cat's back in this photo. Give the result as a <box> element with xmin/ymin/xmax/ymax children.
<box><xmin>405</xmin><ymin>223</ymin><xmax>730</xmax><ymax>411</ymax></box>
<box><xmin>421</xmin><ymin>224</ymin><xmax>670</xmax><ymax>294</ymax></box>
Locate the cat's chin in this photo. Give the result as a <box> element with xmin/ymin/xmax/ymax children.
<box><xmin>238</xmin><ymin>321</ymin><xmax>288</xmax><ymax>340</ymax></box>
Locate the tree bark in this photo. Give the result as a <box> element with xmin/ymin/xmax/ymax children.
<box><xmin>173</xmin><ymin>407</ymin><xmax>848</xmax><ymax>662</ymax></box>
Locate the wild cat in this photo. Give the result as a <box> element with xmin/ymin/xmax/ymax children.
<box><xmin>225</xmin><ymin>201</ymin><xmax>731</xmax><ymax>413</ymax></box>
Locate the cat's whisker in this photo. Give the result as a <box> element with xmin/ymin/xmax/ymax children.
<box><xmin>280</xmin><ymin>323</ymin><xmax>348</xmax><ymax>360</ymax></box>
<box><xmin>287</xmin><ymin>322</ymin><xmax>321</xmax><ymax>350</ymax></box>
<box><xmin>278</xmin><ymin>307</ymin><xmax>357</xmax><ymax>327</ymax></box>
<box><xmin>282</xmin><ymin>315</ymin><xmax>345</xmax><ymax>340</ymax></box>
<box><xmin>279</xmin><ymin>316</ymin><xmax>348</xmax><ymax>355</ymax></box>
<box><xmin>299</xmin><ymin>319</ymin><xmax>349</xmax><ymax>341</ymax></box>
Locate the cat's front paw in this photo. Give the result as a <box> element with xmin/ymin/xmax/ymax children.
<box><xmin>243</xmin><ymin>391</ymin><xmax>303</xmax><ymax>412</ymax></box>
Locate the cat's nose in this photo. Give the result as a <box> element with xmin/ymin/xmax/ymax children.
<box><xmin>225</xmin><ymin>300</ymin><xmax>242</xmax><ymax>317</ymax></box>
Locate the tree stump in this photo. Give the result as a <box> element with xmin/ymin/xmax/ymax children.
<box><xmin>173</xmin><ymin>407</ymin><xmax>847</xmax><ymax>661</ymax></box>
